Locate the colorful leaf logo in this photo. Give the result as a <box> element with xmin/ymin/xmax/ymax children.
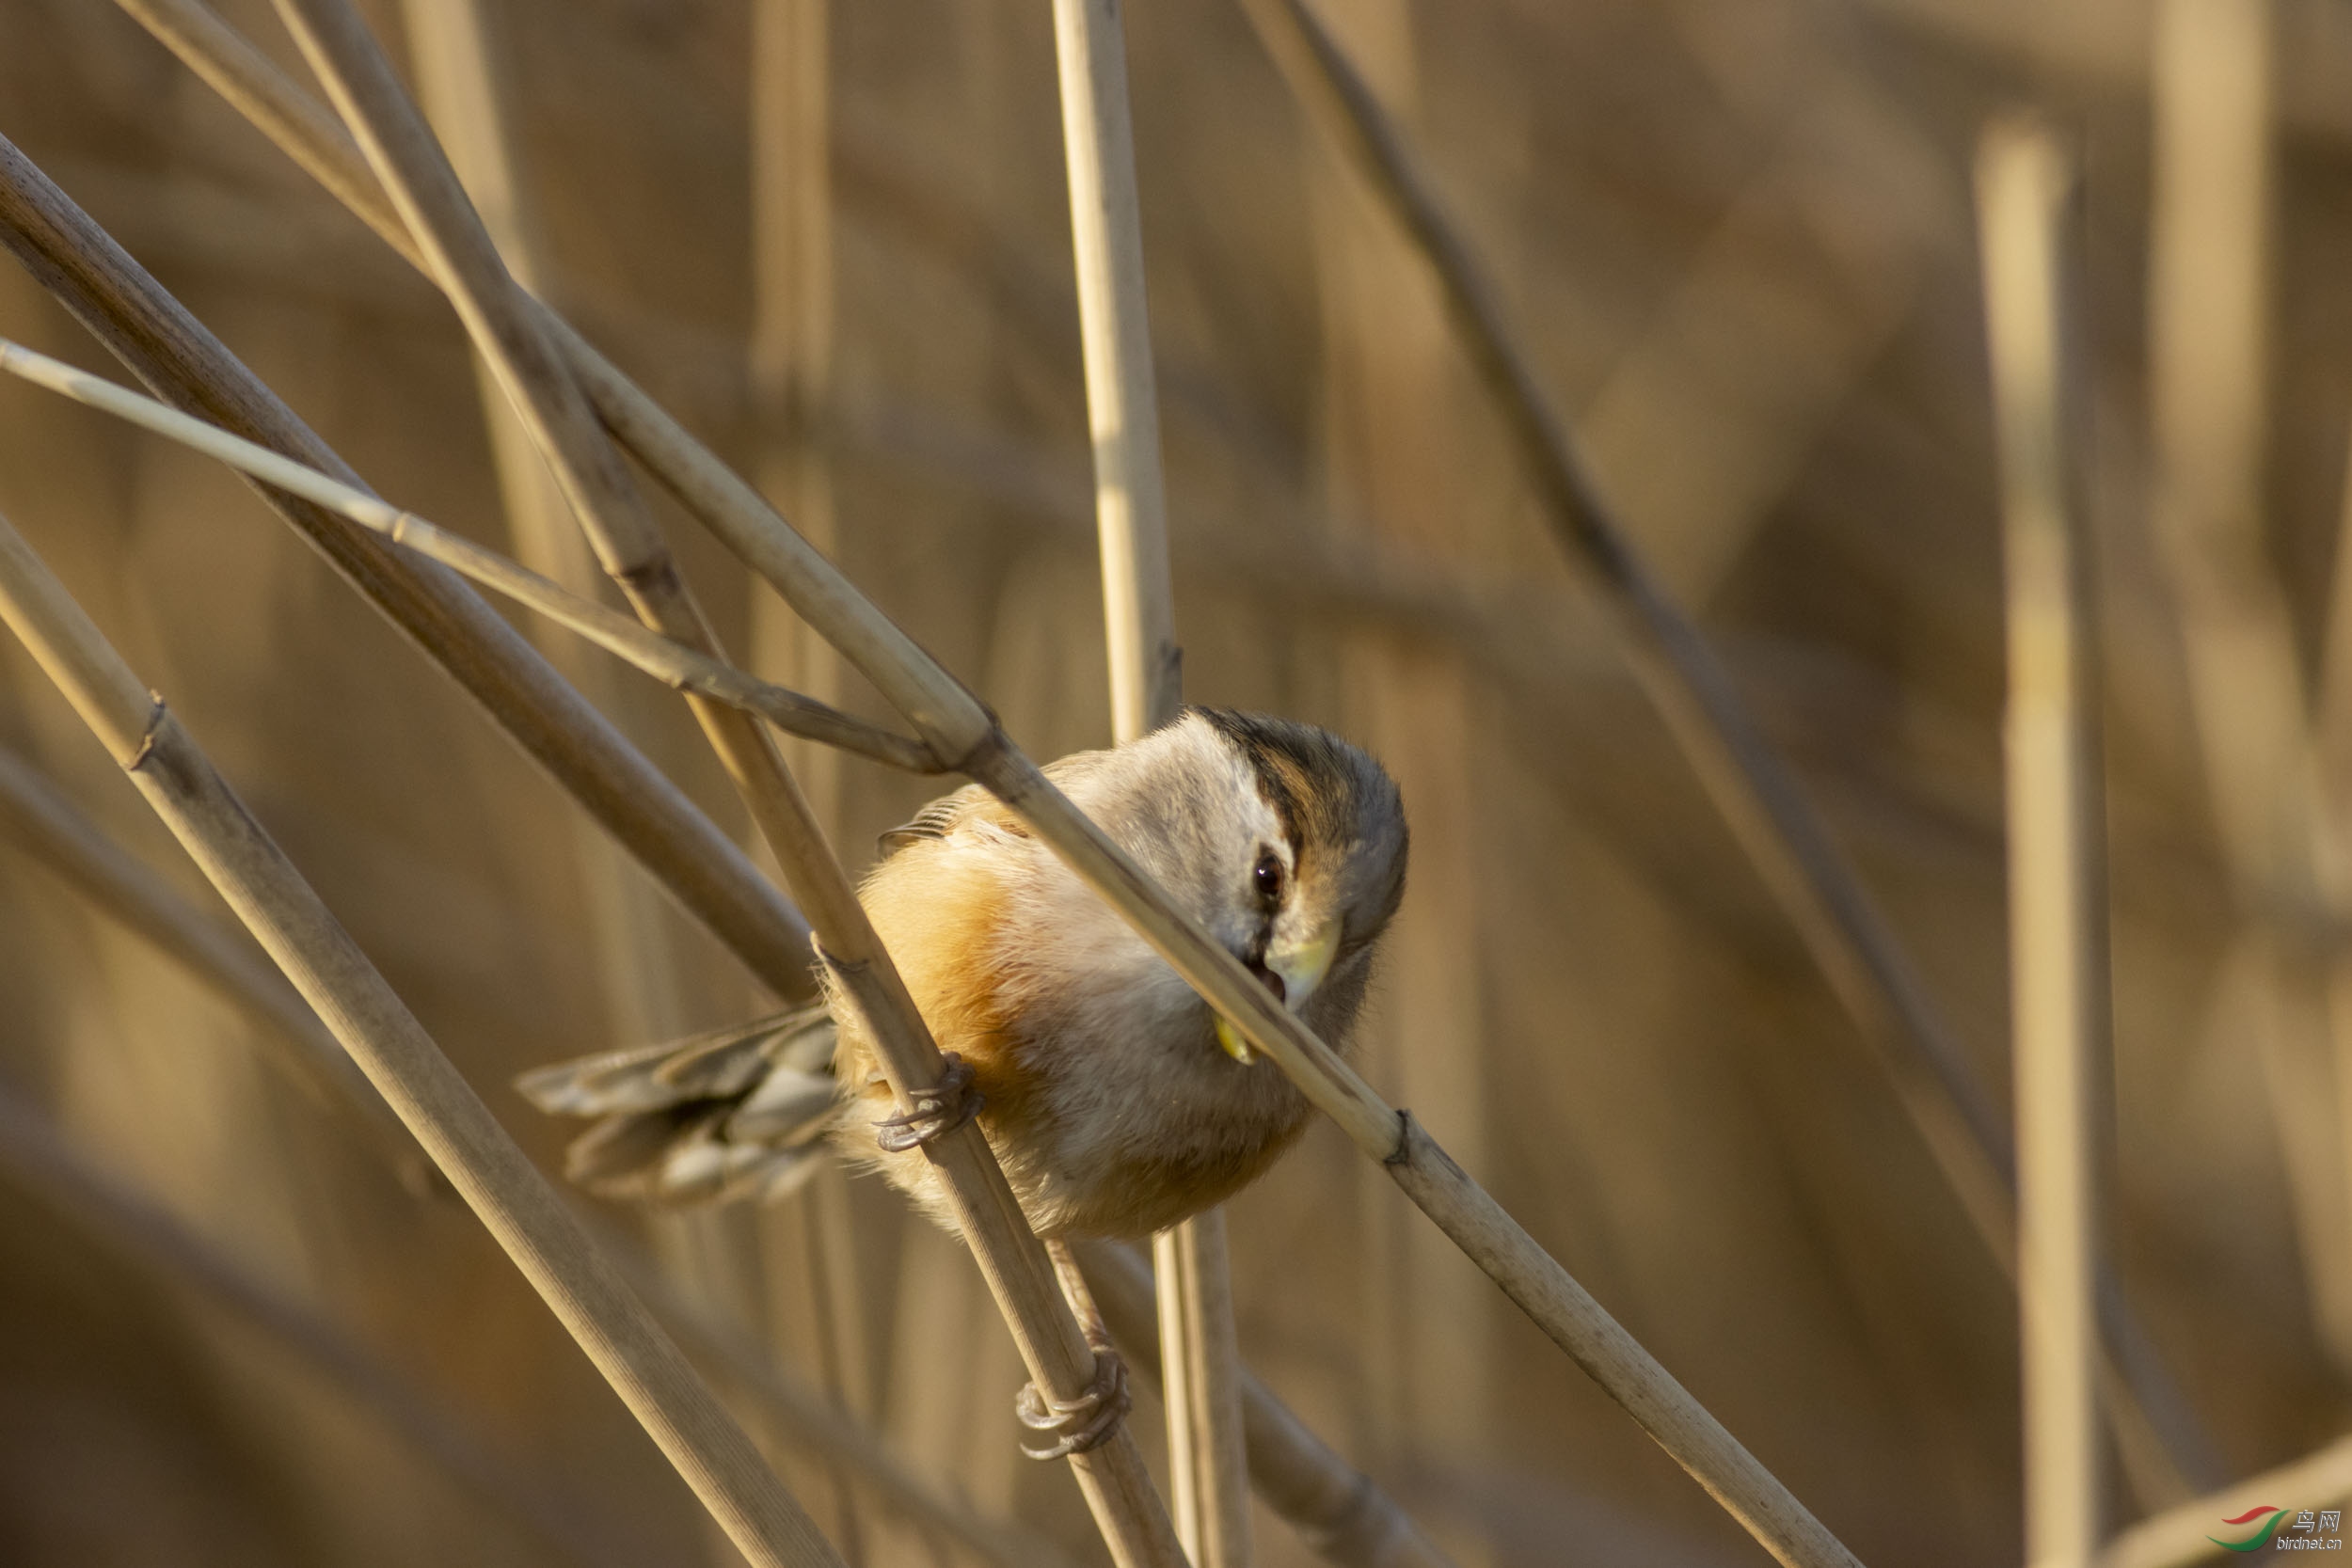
<box><xmin>2208</xmin><ymin>1505</ymin><xmax>2290</xmax><ymax>1552</ymax></box>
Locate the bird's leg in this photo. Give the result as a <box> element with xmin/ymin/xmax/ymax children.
<box><xmin>870</xmin><ymin>1052</ymin><xmax>983</xmax><ymax>1152</ymax></box>
<box><xmin>1049</xmin><ymin>1238</ymin><xmax>1114</xmax><ymax>1350</ymax></box>
<box><xmin>1014</xmin><ymin>1239</ymin><xmax>1132</xmax><ymax>1460</ymax></box>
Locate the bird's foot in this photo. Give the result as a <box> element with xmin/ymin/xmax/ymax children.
<box><xmin>1015</xmin><ymin>1347</ymin><xmax>1131</xmax><ymax>1461</ymax></box>
<box><xmin>871</xmin><ymin>1053</ymin><xmax>983</xmax><ymax>1153</ymax></box>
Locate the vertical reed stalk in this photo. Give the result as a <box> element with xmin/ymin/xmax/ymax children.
<box><xmin>2140</xmin><ymin>0</ymin><xmax>2352</xmax><ymax>1395</ymax></box>
<box><xmin>1051</xmin><ymin>1</ymin><xmax>1246</xmax><ymax>1560</ymax></box>
<box><xmin>1229</xmin><ymin>0</ymin><xmax>2218</xmax><ymax>1494</ymax></box>
<box><xmin>1979</xmin><ymin>118</ymin><xmax>2107</xmax><ymax>1568</ymax></box>
<box><xmin>0</xmin><ymin>504</ymin><xmax>845</xmax><ymax>1568</ymax></box>
<box><xmin>751</xmin><ymin>0</ymin><xmax>846</xmax><ymax>832</ymax></box>
<box><xmin>1053</xmin><ymin>0</ymin><xmax>1180</xmax><ymax>739</ymax></box>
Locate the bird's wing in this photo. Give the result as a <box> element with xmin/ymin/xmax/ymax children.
<box><xmin>875</xmin><ymin>782</ymin><xmax>991</xmax><ymax>860</ymax></box>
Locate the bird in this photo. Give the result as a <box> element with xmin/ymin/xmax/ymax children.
<box><xmin>516</xmin><ymin>706</ymin><xmax>1408</xmax><ymax>1243</ymax></box>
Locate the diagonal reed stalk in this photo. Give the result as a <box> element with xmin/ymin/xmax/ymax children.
<box><xmin>0</xmin><ymin>134</ymin><xmax>823</xmax><ymax>1007</ymax></box>
<box><xmin>1049</xmin><ymin>1</ymin><xmax>1248</xmax><ymax>1562</ymax></box>
<box><xmin>0</xmin><ymin>736</ymin><xmax>1072</xmax><ymax>1568</ymax></box>
<box><xmin>254</xmin><ymin>4</ymin><xmax>1189</xmax><ymax>1560</ymax></box>
<box><xmin>1075</xmin><ymin>1240</ymin><xmax>1458</xmax><ymax>1568</ymax></box>
<box><xmin>1979</xmin><ymin>118</ymin><xmax>2109</xmax><ymax>1568</ymax></box>
<box><xmin>2098</xmin><ymin>1433</ymin><xmax>2352</xmax><ymax>1568</ymax></box>
<box><xmin>0</xmin><ymin>1083</ymin><xmax>632</xmax><ymax>1568</ymax></box>
<box><xmin>57</xmin><ymin>6</ymin><xmax>1865</xmax><ymax>1557</ymax></box>
<box><xmin>1227</xmin><ymin>0</ymin><xmax>2216</xmax><ymax>1498</ymax></box>
<box><xmin>0</xmin><ymin>341</ymin><xmax>933</xmax><ymax>773</ymax></box>
<box><xmin>0</xmin><ymin>504</ymin><xmax>846</xmax><ymax>1568</ymax></box>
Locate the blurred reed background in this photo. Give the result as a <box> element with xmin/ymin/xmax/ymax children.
<box><xmin>0</xmin><ymin>0</ymin><xmax>2348</xmax><ymax>1564</ymax></box>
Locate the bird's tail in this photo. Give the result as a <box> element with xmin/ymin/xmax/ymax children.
<box><xmin>514</xmin><ymin>1003</ymin><xmax>841</xmax><ymax>1205</ymax></box>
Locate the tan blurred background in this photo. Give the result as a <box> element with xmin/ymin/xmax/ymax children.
<box><xmin>0</xmin><ymin>0</ymin><xmax>2347</xmax><ymax>1563</ymax></box>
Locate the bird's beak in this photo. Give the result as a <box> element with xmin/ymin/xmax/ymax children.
<box><xmin>1216</xmin><ymin>924</ymin><xmax>1340</xmax><ymax>1065</ymax></box>
<box><xmin>1269</xmin><ymin>923</ymin><xmax>1339</xmax><ymax>1011</ymax></box>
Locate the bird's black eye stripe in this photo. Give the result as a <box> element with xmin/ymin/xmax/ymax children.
<box><xmin>1252</xmin><ymin>848</ymin><xmax>1284</xmax><ymax>908</ymax></box>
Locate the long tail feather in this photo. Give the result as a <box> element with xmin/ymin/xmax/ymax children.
<box><xmin>516</xmin><ymin>1003</ymin><xmax>843</xmax><ymax>1206</ymax></box>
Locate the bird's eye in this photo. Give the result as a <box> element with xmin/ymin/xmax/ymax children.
<box><xmin>1252</xmin><ymin>850</ymin><xmax>1284</xmax><ymax>907</ymax></box>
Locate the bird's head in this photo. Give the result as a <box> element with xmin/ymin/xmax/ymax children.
<box><xmin>1182</xmin><ymin>708</ymin><xmax>1407</xmax><ymax>1063</ymax></box>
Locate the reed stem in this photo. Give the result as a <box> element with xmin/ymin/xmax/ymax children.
<box><xmin>1049</xmin><ymin>0</ymin><xmax>1248</xmax><ymax>1560</ymax></box>
<box><xmin>1979</xmin><ymin>117</ymin><xmax>2108</xmax><ymax>1568</ymax></box>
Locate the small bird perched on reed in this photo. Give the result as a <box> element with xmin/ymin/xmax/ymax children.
<box><xmin>517</xmin><ymin>707</ymin><xmax>1407</xmax><ymax>1243</ymax></box>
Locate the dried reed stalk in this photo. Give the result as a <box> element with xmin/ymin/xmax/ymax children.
<box><xmin>1075</xmin><ymin>1240</ymin><xmax>1457</xmax><ymax>1568</ymax></box>
<box><xmin>1228</xmin><ymin>0</ymin><xmax>2217</xmax><ymax>1496</ymax></box>
<box><xmin>1979</xmin><ymin>118</ymin><xmax>2108</xmax><ymax>1568</ymax></box>
<box><xmin>2098</xmin><ymin>1433</ymin><xmax>2352</xmax><ymax>1568</ymax></box>
<box><xmin>0</xmin><ymin>730</ymin><xmax>1063</xmax><ymax>1568</ymax></box>
<box><xmin>0</xmin><ymin>743</ymin><xmax>430</xmax><ymax>1189</ymax></box>
<box><xmin>2141</xmin><ymin>0</ymin><xmax>2352</xmax><ymax>1388</ymax></box>
<box><xmin>750</xmin><ymin>0</ymin><xmax>847</xmax><ymax>834</ymax></box>
<box><xmin>0</xmin><ymin>506</ymin><xmax>847</xmax><ymax>1568</ymax></box>
<box><xmin>111</xmin><ymin>6</ymin><xmax>1866</xmax><ymax>1557</ymax></box>
<box><xmin>0</xmin><ymin>135</ymin><xmax>822</xmax><ymax>1005</ymax></box>
<box><xmin>0</xmin><ymin>1084</ymin><xmax>630</xmax><ymax>1568</ymax></box>
<box><xmin>0</xmin><ymin>341</ymin><xmax>932</xmax><ymax>772</ymax></box>
<box><xmin>1054</xmin><ymin>0</ymin><xmax>1180</xmax><ymax>744</ymax></box>
<box><xmin>1050</xmin><ymin>0</ymin><xmax>1248</xmax><ymax>1560</ymax></box>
